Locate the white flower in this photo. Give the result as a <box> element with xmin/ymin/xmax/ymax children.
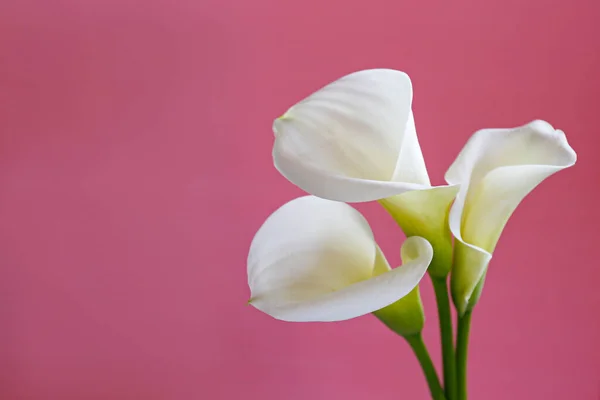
<box><xmin>247</xmin><ymin>196</ymin><xmax>433</xmax><ymax>322</ymax></box>
<box><xmin>271</xmin><ymin>69</ymin><xmax>458</xmax><ymax>276</ymax></box>
<box><xmin>447</xmin><ymin>120</ymin><xmax>577</xmax><ymax>314</ymax></box>
<box><xmin>272</xmin><ymin>69</ymin><xmax>431</xmax><ymax>202</ymax></box>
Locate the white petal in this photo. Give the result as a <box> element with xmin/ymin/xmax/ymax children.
<box><xmin>248</xmin><ymin>196</ymin><xmax>375</xmax><ymax>298</ymax></box>
<box><xmin>248</xmin><ymin>196</ymin><xmax>432</xmax><ymax>322</ymax></box>
<box><xmin>272</xmin><ymin>69</ymin><xmax>430</xmax><ymax>203</ymax></box>
<box><xmin>392</xmin><ymin>111</ymin><xmax>431</xmax><ymax>185</ymax></box>
<box><xmin>447</xmin><ymin>120</ymin><xmax>576</xmax><ymax>313</ymax></box>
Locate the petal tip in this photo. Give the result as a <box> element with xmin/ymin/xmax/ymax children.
<box><xmin>528</xmin><ymin>119</ymin><xmax>555</xmax><ymax>133</ymax></box>
<box><xmin>401</xmin><ymin>236</ymin><xmax>433</xmax><ymax>262</ymax></box>
<box><xmin>272</xmin><ymin>115</ymin><xmax>289</xmax><ymax>137</ymax></box>
<box><xmin>526</xmin><ymin>120</ymin><xmax>577</xmax><ymax>165</ymax></box>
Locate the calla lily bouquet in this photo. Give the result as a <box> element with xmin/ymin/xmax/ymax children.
<box><xmin>247</xmin><ymin>69</ymin><xmax>576</xmax><ymax>400</ymax></box>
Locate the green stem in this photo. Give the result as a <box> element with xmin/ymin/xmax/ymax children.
<box><xmin>405</xmin><ymin>334</ymin><xmax>447</xmax><ymax>400</ymax></box>
<box><xmin>431</xmin><ymin>277</ymin><xmax>457</xmax><ymax>400</ymax></box>
<box><xmin>456</xmin><ymin>311</ymin><xmax>472</xmax><ymax>400</ymax></box>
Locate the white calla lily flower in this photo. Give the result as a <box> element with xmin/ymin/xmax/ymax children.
<box><xmin>447</xmin><ymin>120</ymin><xmax>577</xmax><ymax>314</ymax></box>
<box><xmin>272</xmin><ymin>69</ymin><xmax>431</xmax><ymax>202</ymax></box>
<box><xmin>248</xmin><ymin>196</ymin><xmax>433</xmax><ymax>322</ymax></box>
<box><xmin>271</xmin><ymin>69</ymin><xmax>458</xmax><ymax>276</ymax></box>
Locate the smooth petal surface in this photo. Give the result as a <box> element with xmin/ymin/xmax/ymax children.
<box><xmin>447</xmin><ymin>120</ymin><xmax>577</xmax><ymax>314</ymax></box>
<box><xmin>392</xmin><ymin>111</ymin><xmax>431</xmax><ymax>185</ymax></box>
<box><xmin>248</xmin><ymin>196</ymin><xmax>433</xmax><ymax>322</ymax></box>
<box><xmin>272</xmin><ymin>69</ymin><xmax>431</xmax><ymax>202</ymax></box>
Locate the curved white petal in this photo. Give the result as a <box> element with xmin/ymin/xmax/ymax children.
<box><xmin>248</xmin><ymin>196</ymin><xmax>432</xmax><ymax>322</ymax></box>
<box><xmin>392</xmin><ymin>111</ymin><xmax>431</xmax><ymax>185</ymax></box>
<box><xmin>272</xmin><ymin>69</ymin><xmax>431</xmax><ymax>203</ymax></box>
<box><xmin>447</xmin><ymin>120</ymin><xmax>577</xmax><ymax>313</ymax></box>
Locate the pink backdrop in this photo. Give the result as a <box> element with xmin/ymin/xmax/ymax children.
<box><xmin>1</xmin><ymin>0</ymin><xmax>599</xmax><ymax>399</ymax></box>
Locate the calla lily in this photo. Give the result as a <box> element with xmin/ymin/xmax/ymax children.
<box><xmin>273</xmin><ymin>69</ymin><xmax>431</xmax><ymax>201</ymax></box>
<box><xmin>447</xmin><ymin>120</ymin><xmax>577</xmax><ymax>314</ymax></box>
<box><xmin>272</xmin><ymin>69</ymin><xmax>458</xmax><ymax>276</ymax></box>
<box><xmin>247</xmin><ymin>195</ymin><xmax>433</xmax><ymax>323</ymax></box>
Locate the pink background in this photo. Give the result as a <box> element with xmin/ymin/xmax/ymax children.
<box><xmin>1</xmin><ymin>0</ymin><xmax>599</xmax><ymax>399</ymax></box>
